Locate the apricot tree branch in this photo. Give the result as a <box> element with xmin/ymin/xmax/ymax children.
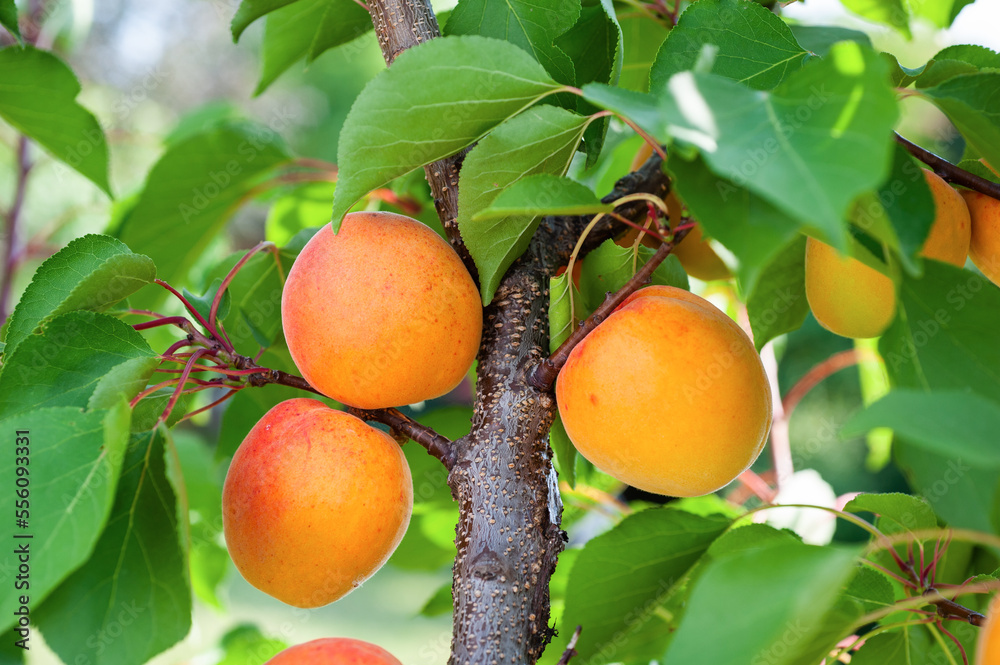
<box><xmin>365</xmin><ymin>0</ymin><xmax>477</xmax><ymax>278</ymax></box>
<box><xmin>893</xmin><ymin>132</ymin><xmax>1000</xmax><ymax>200</ymax></box>
<box><xmin>528</xmin><ymin>224</ymin><xmax>692</xmax><ymax>391</ymax></box>
<box><xmin>924</xmin><ymin>589</ymin><xmax>987</xmax><ymax>627</ymax></box>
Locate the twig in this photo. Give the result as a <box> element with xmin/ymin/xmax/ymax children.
<box><xmin>0</xmin><ymin>136</ymin><xmax>31</xmax><ymax>324</ymax></box>
<box><xmin>893</xmin><ymin>132</ymin><xmax>1000</xmax><ymax>200</ymax></box>
<box><xmin>347</xmin><ymin>406</ymin><xmax>455</xmax><ymax>468</ymax></box>
<box><xmin>925</xmin><ymin>589</ymin><xmax>987</xmax><ymax>627</ymax></box>
<box><xmin>529</xmin><ymin>225</ymin><xmax>691</xmax><ymax>391</ymax></box>
<box><xmin>782</xmin><ymin>348</ymin><xmax>877</xmax><ymax>416</ymax></box>
<box><xmin>556</xmin><ymin>626</ymin><xmax>582</xmax><ymax>665</ymax></box>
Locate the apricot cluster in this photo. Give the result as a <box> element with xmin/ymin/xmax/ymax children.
<box><xmin>805</xmin><ymin>169</ymin><xmax>1000</xmax><ymax>339</ymax></box>
<box><xmin>556</xmin><ymin>285</ymin><xmax>772</xmax><ymax>497</ymax></box>
<box><xmin>224</xmin><ymin>211</ymin><xmax>483</xmax><ymax>615</ymax></box>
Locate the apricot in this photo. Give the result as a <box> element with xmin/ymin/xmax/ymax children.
<box><xmin>921</xmin><ymin>170</ymin><xmax>971</xmax><ymax>267</ymax></box>
<box><xmin>977</xmin><ymin>595</ymin><xmax>1000</xmax><ymax>665</ymax></box>
<box><xmin>223</xmin><ymin>399</ymin><xmax>412</xmax><ymax>608</ymax></box>
<box><xmin>281</xmin><ymin>211</ymin><xmax>482</xmax><ymax>409</ymax></box>
<box><xmin>555</xmin><ymin>285</ymin><xmax>771</xmax><ymax>497</ymax></box>
<box><xmin>960</xmin><ymin>189</ymin><xmax>1000</xmax><ymax>286</ymax></box>
<box><xmin>804</xmin><ymin>238</ymin><xmax>896</xmax><ymax>339</ymax></box>
<box><xmin>266</xmin><ymin>638</ymin><xmax>403</xmax><ymax>665</ymax></box>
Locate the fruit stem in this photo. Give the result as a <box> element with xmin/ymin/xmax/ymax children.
<box><xmin>209</xmin><ymin>241</ymin><xmax>278</xmax><ymax>330</ymax></box>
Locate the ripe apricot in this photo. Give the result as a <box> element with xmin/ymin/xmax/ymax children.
<box><xmin>555</xmin><ymin>285</ymin><xmax>771</xmax><ymax>497</ymax></box>
<box><xmin>960</xmin><ymin>189</ymin><xmax>1000</xmax><ymax>286</ymax></box>
<box><xmin>977</xmin><ymin>595</ymin><xmax>1000</xmax><ymax>665</ymax></box>
<box><xmin>921</xmin><ymin>170</ymin><xmax>971</xmax><ymax>267</ymax></box>
<box><xmin>223</xmin><ymin>399</ymin><xmax>412</xmax><ymax>608</ymax></box>
<box><xmin>266</xmin><ymin>638</ymin><xmax>403</xmax><ymax>665</ymax></box>
<box><xmin>281</xmin><ymin>211</ymin><xmax>482</xmax><ymax>409</ymax></box>
<box><xmin>804</xmin><ymin>238</ymin><xmax>896</xmax><ymax>339</ymax></box>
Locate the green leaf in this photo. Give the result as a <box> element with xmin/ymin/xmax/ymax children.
<box><xmin>117</xmin><ymin>124</ymin><xmax>289</xmax><ymax>307</ymax></box>
<box><xmin>651</xmin><ymin>0</ymin><xmax>809</xmax><ymax>92</ymax></box>
<box><xmin>921</xmin><ymin>73</ymin><xmax>1000</xmax><ymax>172</ymax></box>
<box><xmin>618</xmin><ymin>13</ymin><xmax>669</xmax><ymax>92</ymax></box>
<box><xmin>0</xmin><ymin>0</ymin><xmax>19</xmax><ymax>41</ymax></box>
<box><xmin>332</xmin><ymin>35</ymin><xmax>562</xmax><ymax>225</ymax></box>
<box><xmin>843</xmin><ymin>391</ymin><xmax>1000</xmax><ymax>468</ymax></box>
<box><xmin>35</xmin><ymin>429</ymin><xmax>191</xmax><ymax>665</ymax></box>
<box><xmin>844</xmin><ymin>566</ymin><xmax>896</xmax><ymax>614</ymax></box>
<box><xmin>577</xmin><ymin>238</ymin><xmax>688</xmax><ymax>313</ymax></box>
<box><xmin>746</xmin><ymin>235</ymin><xmax>809</xmax><ymax>350</ymax></box>
<box><xmin>256</xmin><ymin>0</ymin><xmax>372</xmax><ymax>94</ymax></box>
<box><xmin>562</xmin><ymin>508</ymin><xmax>730</xmax><ymax>664</ymax></box>
<box><xmin>788</xmin><ymin>25</ymin><xmax>872</xmax><ymax>57</ymax></box>
<box><xmin>958</xmin><ymin>157</ymin><xmax>1000</xmax><ymax>184</ymax></box>
<box><xmin>668</xmin><ymin>155</ymin><xmax>800</xmax><ymax>293</ymax></box>
<box><xmin>589</xmin><ymin>42</ymin><xmax>899</xmax><ymax>251</ymax></box>
<box><xmin>0</xmin><ymin>404</ymin><xmax>131</xmax><ymax>632</ymax></box>
<box><xmin>419</xmin><ymin>583</ymin><xmax>453</xmax><ymax>618</ymax></box>
<box><xmin>2</xmin><ymin>234</ymin><xmax>155</xmax><ymax>356</ymax></box>
<box><xmin>474</xmin><ymin>175</ymin><xmax>611</xmax><ymax>219</ymax></box>
<box><xmin>0</xmin><ymin>312</ymin><xmax>157</xmax><ymax>419</ymax></box>
<box><xmin>851</xmin><ymin>624</ymin><xmax>977</xmax><ymax>665</ymax></box>
<box><xmin>662</xmin><ymin>543</ymin><xmax>861</xmax><ymax>665</ymax></box>
<box><xmin>880</xmin><ymin>262</ymin><xmax>1000</xmax><ymax>404</ymax></box>
<box><xmin>549</xmin><ymin>414</ymin><xmax>577</xmax><ymax>488</ymax></box>
<box><xmin>0</xmin><ymin>46</ymin><xmax>110</xmax><ymax>194</ymax></box>
<box><xmin>231</xmin><ymin>0</ymin><xmax>297</xmax><ymax>40</ymax></box>
<box><xmin>851</xmin><ymin>143</ymin><xmax>934</xmax><ymax>274</ymax></box>
<box><xmin>706</xmin><ymin>523</ymin><xmax>801</xmax><ymax>558</ymax></box>
<box><xmin>839</xmin><ymin>0</ymin><xmax>910</xmax><ymax>38</ymax></box>
<box><xmin>457</xmin><ymin>105</ymin><xmax>589</xmax><ymax>303</ymax></box>
<box><xmin>930</xmin><ymin>44</ymin><xmax>1000</xmax><ymax>70</ymax></box>
<box><xmin>844</xmin><ymin>491</ymin><xmax>937</xmax><ymax>534</ymax></box>
<box><xmin>444</xmin><ymin>0</ymin><xmax>580</xmax><ymax>85</ymax></box>
<box><xmin>264</xmin><ymin>181</ymin><xmax>337</xmax><ymax>246</ymax></box>
<box><xmin>216</xmin><ymin>624</ymin><xmax>288</xmax><ymax>665</ymax></box>
<box><xmin>910</xmin><ymin>0</ymin><xmax>976</xmax><ymax>29</ymax></box>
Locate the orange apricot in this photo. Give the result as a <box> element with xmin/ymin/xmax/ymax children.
<box><xmin>266</xmin><ymin>638</ymin><xmax>403</xmax><ymax>665</ymax></box>
<box><xmin>804</xmin><ymin>238</ymin><xmax>896</xmax><ymax>339</ymax></box>
<box><xmin>223</xmin><ymin>399</ymin><xmax>412</xmax><ymax>608</ymax></box>
<box><xmin>921</xmin><ymin>170</ymin><xmax>971</xmax><ymax>267</ymax></box>
<box><xmin>961</xmin><ymin>189</ymin><xmax>1000</xmax><ymax>286</ymax></box>
<box><xmin>555</xmin><ymin>285</ymin><xmax>771</xmax><ymax>497</ymax></box>
<box><xmin>977</xmin><ymin>595</ymin><xmax>1000</xmax><ymax>665</ymax></box>
<box><xmin>281</xmin><ymin>211</ymin><xmax>482</xmax><ymax>409</ymax></box>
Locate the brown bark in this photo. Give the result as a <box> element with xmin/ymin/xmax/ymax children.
<box><xmin>362</xmin><ymin>2</ymin><xmax>671</xmax><ymax>662</ymax></box>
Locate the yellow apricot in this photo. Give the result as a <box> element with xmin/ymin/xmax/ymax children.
<box><xmin>266</xmin><ymin>638</ymin><xmax>403</xmax><ymax>665</ymax></box>
<box><xmin>921</xmin><ymin>170</ymin><xmax>971</xmax><ymax>267</ymax></box>
<box><xmin>804</xmin><ymin>238</ymin><xmax>896</xmax><ymax>339</ymax></box>
<box><xmin>223</xmin><ymin>399</ymin><xmax>412</xmax><ymax>608</ymax></box>
<box><xmin>555</xmin><ymin>285</ymin><xmax>771</xmax><ymax>497</ymax></box>
<box><xmin>281</xmin><ymin>211</ymin><xmax>482</xmax><ymax>409</ymax></box>
<box><xmin>961</xmin><ymin>189</ymin><xmax>1000</xmax><ymax>286</ymax></box>
<box><xmin>977</xmin><ymin>595</ymin><xmax>1000</xmax><ymax>665</ymax></box>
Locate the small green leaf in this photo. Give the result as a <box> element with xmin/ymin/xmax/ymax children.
<box><xmin>474</xmin><ymin>175</ymin><xmax>610</xmax><ymax>220</ymax></box>
<box><xmin>651</xmin><ymin>0</ymin><xmax>809</xmax><ymax>92</ymax></box>
<box><xmin>0</xmin><ymin>311</ymin><xmax>157</xmax><ymax>420</ymax></box>
<box><xmin>844</xmin><ymin>491</ymin><xmax>937</xmax><ymax>535</ymax></box>
<box><xmin>842</xmin><ymin>391</ymin><xmax>1000</xmax><ymax>468</ymax></box>
<box><xmin>839</xmin><ymin>0</ymin><xmax>910</xmax><ymax>38</ymax></box>
<box><xmin>420</xmin><ymin>582</ymin><xmax>453</xmax><ymax>617</ymax></box>
<box><xmin>35</xmin><ymin>429</ymin><xmax>191</xmax><ymax>665</ymax></box>
<box><xmin>706</xmin><ymin>524</ymin><xmax>801</xmax><ymax>558</ymax></box>
<box><xmin>255</xmin><ymin>0</ymin><xmax>371</xmax><ymax>94</ymax></box>
<box><xmin>0</xmin><ymin>404</ymin><xmax>131</xmax><ymax>632</ymax></box>
<box><xmin>549</xmin><ymin>414</ymin><xmax>577</xmax><ymax>489</ymax></box>
<box><xmin>117</xmin><ymin>124</ymin><xmax>289</xmax><ymax>308</ymax></box>
<box><xmin>445</xmin><ymin>0</ymin><xmax>580</xmax><ymax>85</ymax></box>
<box><xmin>216</xmin><ymin>624</ymin><xmax>288</xmax><ymax>665</ymax></box>
<box><xmin>921</xmin><ymin>73</ymin><xmax>1000</xmax><ymax>172</ymax></box>
<box><xmin>563</xmin><ymin>508</ymin><xmax>731</xmax><ymax>664</ymax></box>
<box><xmin>662</xmin><ymin>543</ymin><xmax>861</xmax><ymax>665</ymax></box>
<box><xmin>747</xmin><ymin>235</ymin><xmax>809</xmax><ymax>350</ymax></box>
<box><xmin>332</xmin><ymin>35</ymin><xmax>563</xmax><ymax>225</ymax></box>
<box><xmin>457</xmin><ymin>105</ymin><xmax>589</xmax><ymax>303</ymax></box>
<box><xmin>0</xmin><ymin>46</ymin><xmax>110</xmax><ymax>194</ymax></box>
<box><xmin>578</xmin><ymin>238</ymin><xmax>688</xmax><ymax>313</ymax></box>
<box><xmin>788</xmin><ymin>25</ymin><xmax>872</xmax><ymax>57</ymax></box>
<box><xmin>2</xmin><ymin>234</ymin><xmax>154</xmax><ymax>356</ymax></box>
<box><xmin>844</xmin><ymin>566</ymin><xmax>896</xmax><ymax>614</ymax></box>
<box><xmin>231</xmin><ymin>0</ymin><xmax>297</xmax><ymax>40</ymax></box>
<box><xmin>0</xmin><ymin>0</ymin><xmax>19</xmax><ymax>41</ymax></box>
